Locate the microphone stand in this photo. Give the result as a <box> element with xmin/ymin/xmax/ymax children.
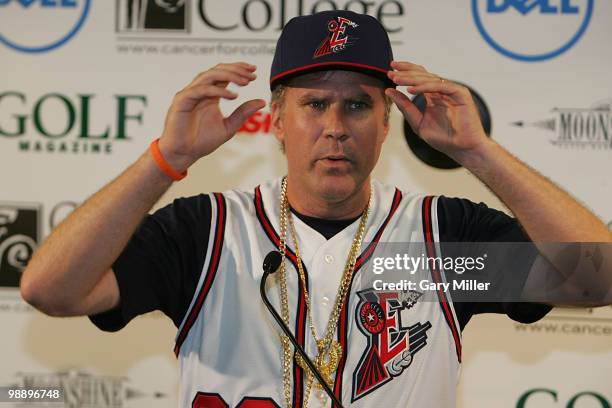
<box><xmin>260</xmin><ymin>251</ymin><xmax>344</xmax><ymax>408</ymax></box>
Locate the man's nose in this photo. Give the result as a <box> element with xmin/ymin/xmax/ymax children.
<box><xmin>324</xmin><ymin>106</ymin><xmax>349</xmax><ymax>141</ymax></box>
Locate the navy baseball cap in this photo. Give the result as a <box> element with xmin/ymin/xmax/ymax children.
<box><xmin>270</xmin><ymin>10</ymin><xmax>395</xmax><ymax>90</ymax></box>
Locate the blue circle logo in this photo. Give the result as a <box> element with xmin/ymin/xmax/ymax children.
<box><xmin>0</xmin><ymin>0</ymin><xmax>91</xmax><ymax>53</ymax></box>
<box><xmin>472</xmin><ymin>0</ymin><xmax>594</xmax><ymax>62</ymax></box>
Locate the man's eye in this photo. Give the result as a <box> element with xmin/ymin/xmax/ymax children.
<box><xmin>309</xmin><ymin>101</ymin><xmax>325</xmax><ymax>110</ymax></box>
<box><xmin>348</xmin><ymin>101</ymin><xmax>368</xmax><ymax>111</ymax></box>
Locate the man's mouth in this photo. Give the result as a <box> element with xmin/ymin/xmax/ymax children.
<box><xmin>321</xmin><ymin>155</ymin><xmax>350</xmax><ymax>162</ymax></box>
<box><xmin>317</xmin><ymin>155</ymin><xmax>353</xmax><ymax>171</ymax></box>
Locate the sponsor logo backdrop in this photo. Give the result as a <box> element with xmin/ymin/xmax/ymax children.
<box><xmin>1</xmin><ymin>1</ymin><xmax>610</xmax><ymax>407</ymax></box>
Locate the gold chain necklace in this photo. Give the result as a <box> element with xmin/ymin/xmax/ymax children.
<box><xmin>277</xmin><ymin>177</ymin><xmax>371</xmax><ymax>408</ymax></box>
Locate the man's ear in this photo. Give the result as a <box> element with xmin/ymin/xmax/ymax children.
<box><xmin>383</xmin><ymin>120</ymin><xmax>390</xmax><ymax>142</ymax></box>
<box><xmin>271</xmin><ymin>101</ymin><xmax>284</xmax><ymax>144</ymax></box>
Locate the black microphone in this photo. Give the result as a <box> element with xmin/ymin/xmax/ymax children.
<box><xmin>260</xmin><ymin>251</ymin><xmax>344</xmax><ymax>408</ymax></box>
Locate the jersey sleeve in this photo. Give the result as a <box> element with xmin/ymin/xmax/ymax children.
<box><xmin>88</xmin><ymin>194</ymin><xmax>212</xmax><ymax>332</ymax></box>
<box><xmin>436</xmin><ymin>196</ymin><xmax>552</xmax><ymax>330</ymax></box>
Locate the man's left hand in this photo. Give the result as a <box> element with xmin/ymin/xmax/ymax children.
<box><xmin>385</xmin><ymin>60</ymin><xmax>489</xmax><ymax>163</ymax></box>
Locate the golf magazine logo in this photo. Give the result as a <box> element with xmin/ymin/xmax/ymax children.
<box><xmin>512</xmin><ymin>99</ymin><xmax>612</xmax><ymax>149</ymax></box>
<box><xmin>0</xmin><ymin>91</ymin><xmax>147</xmax><ymax>154</ymax></box>
<box><xmin>0</xmin><ymin>0</ymin><xmax>91</xmax><ymax>53</ymax></box>
<box><xmin>471</xmin><ymin>0</ymin><xmax>594</xmax><ymax>62</ymax></box>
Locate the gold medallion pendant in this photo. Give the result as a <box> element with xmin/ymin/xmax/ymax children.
<box><xmin>296</xmin><ymin>339</ymin><xmax>343</xmax><ymax>388</ymax></box>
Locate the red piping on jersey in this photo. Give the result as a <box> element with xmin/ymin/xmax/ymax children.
<box><xmin>175</xmin><ymin>193</ymin><xmax>227</xmax><ymax>357</ymax></box>
<box><xmin>333</xmin><ymin>188</ymin><xmax>403</xmax><ymax>407</ymax></box>
<box><xmin>422</xmin><ymin>195</ymin><xmax>462</xmax><ymax>363</ymax></box>
<box><xmin>254</xmin><ymin>187</ymin><xmax>299</xmax><ymax>265</ymax></box>
<box><xmin>254</xmin><ymin>186</ymin><xmax>307</xmax><ymax>408</ymax></box>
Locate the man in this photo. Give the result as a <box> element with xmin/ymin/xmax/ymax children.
<box><xmin>20</xmin><ymin>10</ymin><xmax>611</xmax><ymax>408</ymax></box>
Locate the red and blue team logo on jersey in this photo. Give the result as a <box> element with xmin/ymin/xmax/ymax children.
<box><xmin>313</xmin><ymin>16</ymin><xmax>359</xmax><ymax>58</ymax></box>
<box><xmin>352</xmin><ymin>289</ymin><xmax>431</xmax><ymax>402</ymax></box>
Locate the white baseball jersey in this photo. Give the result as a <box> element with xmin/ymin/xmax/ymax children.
<box><xmin>174</xmin><ymin>178</ymin><xmax>461</xmax><ymax>407</ymax></box>
<box><xmin>90</xmin><ymin>177</ymin><xmax>550</xmax><ymax>407</ymax></box>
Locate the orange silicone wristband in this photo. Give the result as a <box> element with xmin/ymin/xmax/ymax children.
<box><xmin>149</xmin><ymin>138</ymin><xmax>187</xmax><ymax>181</ymax></box>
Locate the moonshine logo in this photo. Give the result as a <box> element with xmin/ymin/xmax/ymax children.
<box><xmin>512</xmin><ymin>99</ymin><xmax>612</xmax><ymax>149</ymax></box>
<box><xmin>0</xmin><ymin>0</ymin><xmax>91</xmax><ymax>53</ymax></box>
<box><xmin>471</xmin><ymin>0</ymin><xmax>594</xmax><ymax>62</ymax></box>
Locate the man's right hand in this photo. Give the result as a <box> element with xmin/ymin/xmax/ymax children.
<box><xmin>158</xmin><ymin>62</ymin><xmax>266</xmax><ymax>171</ymax></box>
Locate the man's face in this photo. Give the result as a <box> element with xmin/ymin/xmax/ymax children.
<box><xmin>271</xmin><ymin>70</ymin><xmax>389</xmax><ymax>204</ymax></box>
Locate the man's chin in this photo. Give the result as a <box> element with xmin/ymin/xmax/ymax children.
<box><xmin>313</xmin><ymin>174</ymin><xmax>358</xmax><ymax>201</ymax></box>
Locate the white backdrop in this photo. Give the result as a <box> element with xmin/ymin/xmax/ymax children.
<box><xmin>1</xmin><ymin>1</ymin><xmax>611</xmax><ymax>407</ymax></box>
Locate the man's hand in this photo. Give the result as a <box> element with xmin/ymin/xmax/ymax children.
<box><xmin>20</xmin><ymin>62</ymin><xmax>266</xmax><ymax>316</ymax></box>
<box><xmin>158</xmin><ymin>62</ymin><xmax>267</xmax><ymax>171</ymax></box>
<box><xmin>384</xmin><ymin>61</ymin><xmax>612</xmax><ymax>306</ymax></box>
<box><xmin>385</xmin><ymin>60</ymin><xmax>488</xmax><ymax>164</ymax></box>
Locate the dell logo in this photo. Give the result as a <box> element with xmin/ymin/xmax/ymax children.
<box><xmin>0</xmin><ymin>0</ymin><xmax>90</xmax><ymax>53</ymax></box>
<box><xmin>0</xmin><ymin>0</ymin><xmax>77</xmax><ymax>7</ymax></box>
<box><xmin>472</xmin><ymin>0</ymin><xmax>594</xmax><ymax>62</ymax></box>
<box><xmin>486</xmin><ymin>0</ymin><xmax>579</xmax><ymax>15</ymax></box>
